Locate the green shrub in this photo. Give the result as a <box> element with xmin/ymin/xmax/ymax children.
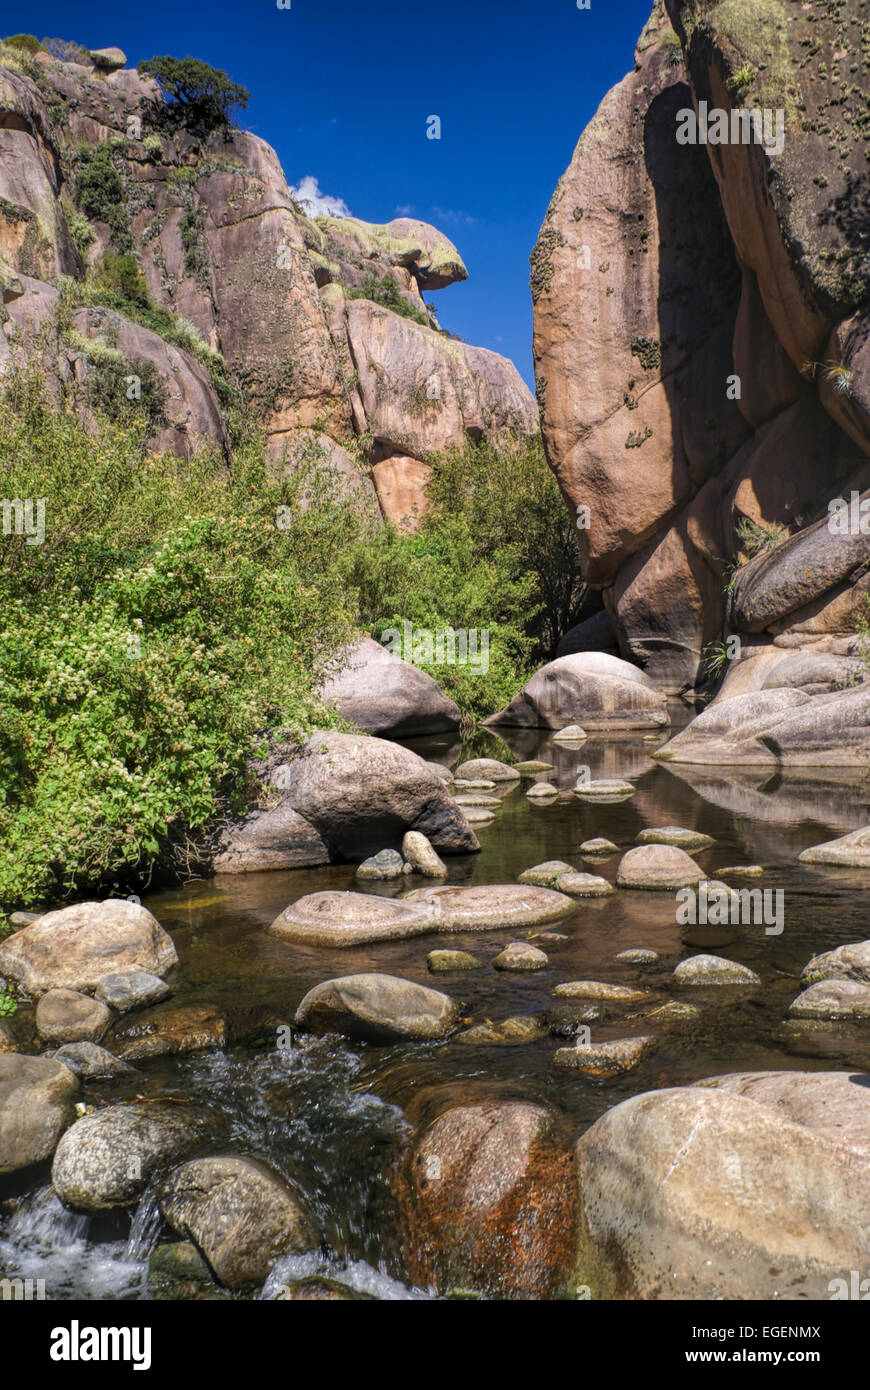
<box><xmin>138</xmin><ymin>55</ymin><xmax>250</xmax><ymax>134</ymax></box>
<box><xmin>735</xmin><ymin>516</ymin><xmax>789</xmax><ymax>557</ymax></box>
<box><xmin>143</xmin><ymin>133</ymin><xmax>163</xmax><ymax>162</ymax></box>
<box><xmin>60</xmin><ymin>196</ymin><xmax>96</xmax><ymax>255</ymax></box>
<box><xmin>40</xmin><ymin>37</ymin><xmax>91</xmax><ymax>63</ymax></box>
<box><xmin>0</xmin><ymin>368</ymin><xmax>363</xmax><ymax>908</ymax></box>
<box><xmin>2</xmin><ymin>34</ymin><xmax>43</xmax><ymax>55</ymax></box>
<box><xmin>74</xmin><ymin>145</ymin><xmax>132</xmax><ymax>251</ymax></box>
<box><xmin>89</xmin><ymin>251</ymin><xmax>150</xmax><ymax>305</ymax></box>
<box><xmin>347</xmin><ymin>273</ymin><xmax>430</xmax><ymax>327</ymax></box>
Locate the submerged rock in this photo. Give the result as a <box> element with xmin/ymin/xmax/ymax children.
<box><xmin>578</xmin><ymin>838</ymin><xmax>619</xmax><ymax>857</ymax></box>
<box><xmin>271</xmin><ymin>891</ymin><xmax>436</xmax><ymax>947</ymax></box>
<box><xmin>454</xmin><ymin>1015</ymin><xmax>548</xmax><ymax>1045</ymax></box>
<box><xmin>402</xmin><ymin>883</ymin><xmax>576</xmax><ymax>932</ymax></box>
<box><xmin>294</xmin><ymin>973</ymin><xmax>459</xmax><ymax>1042</ymax></box>
<box><xmin>52</xmin><ymin>1101</ymin><xmax>222</xmax><ymax>1211</ymax></box>
<box><xmin>0</xmin><ymin>1053</ymin><xmax>80</xmax><ymax>1175</ymax></box>
<box><xmin>106</xmin><ymin>1002</ymin><xmax>229</xmax><ymax>1062</ymax></box>
<box><xmin>615</xmin><ymin>948</ymin><xmax>659</xmax><ymax>965</ymax></box>
<box><xmin>616</xmin><ymin>845</ymin><xmax>704</xmax><ymax>890</ymax></box>
<box><xmin>51</xmin><ymin>1041</ymin><xmax>133</xmax><ymax>1080</ymax></box>
<box><xmin>518</xmin><ymin>860</ymin><xmax>573</xmax><ymax>886</ymax></box>
<box><xmin>427</xmin><ymin>950</ymin><xmax>482</xmax><ymax>973</ymax></box>
<box><xmin>397</xmin><ymin>1094</ymin><xmax>576</xmax><ymax>1298</ymax></box>
<box><xmin>573</xmin><ymin>779</ymin><xmax>636</xmax><ymax>802</ymax></box>
<box><xmin>0</xmin><ymin>900</ymin><xmax>177</xmax><ymax>998</ymax></box>
<box><xmin>526</xmin><ymin>781</ymin><xmax>559</xmax><ymax>799</ymax></box>
<box><xmin>158</xmin><ymin>1155</ymin><xmax>318</xmax><ymax>1290</ymax></box>
<box><xmin>553</xmin><ymin>872</ymin><xmax>614</xmax><ymax>897</ymax></box>
<box><xmin>95</xmin><ymin>970</ymin><xmax>171</xmax><ymax>1014</ymax></box>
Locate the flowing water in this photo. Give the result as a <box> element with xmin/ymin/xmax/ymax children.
<box><xmin>4</xmin><ymin>708</ymin><xmax>870</xmax><ymax>1299</ymax></box>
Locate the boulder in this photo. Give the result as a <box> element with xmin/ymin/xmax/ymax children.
<box><xmin>453</xmin><ymin>759</ymin><xmax>519</xmax><ymax>782</ymax></box>
<box><xmin>94</xmin><ymin>970</ymin><xmax>171</xmax><ymax>1014</ymax></box>
<box><xmin>105</xmin><ymin>1001</ymin><xmax>228</xmax><ymax>1062</ymax></box>
<box><xmin>51</xmin><ymin>1042</ymin><xmax>133</xmax><ymax>1080</ymax></box>
<box><xmin>485</xmin><ymin>654</ymin><xmax>669</xmax><ymax>730</ymax></box>
<box><xmin>802</xmin><ymin>941</ymin><xmax>870</xmax><ymax>988</ymax></box>
<box><xmin>673</xmin><ymin>954</ymin><xmax>761</xmax><ymax>987</ymax></box>
<box><xmin>266</xmin><ymin>731</ymin><xmax>479</xmax><ymax>859</ymax></box>
<box><xmin>35</xmin><ymin>989</ymin><xmax>111</xmax><ymax>1045</ymax></box>
<box><xmin>578</xmin><ymin>838</ymin><xmax>619</xmax><ymax>857</ymax></box>
<box><xmin>799</xmin><ymin>828</ymin><xmax>870</xmax><ymax>869</ymax></box>
<box><xmin>294</xmin><ymin>973</ymin><xmax>459</xmax><ymax>1042</ymax></box>
<box><xmin>88</xmin><ymin>47</ymin><xmax>127</xmax><ymax>70</ymax></box>
<box><xmin>401</xmin><ymin>883</ymin><xmax>576</xmax><ymax>932</ymax></box>
<box><xmin>401</xmin><ymin>831</ymin><xmax>446</xmax><ymax>878</ymax></box>
<box><xmin>0</xmin><ymin>1053</ymin><xmax>80</xmax><ymax>1174</ymax></box>
<box><xmin>574</xmin><ymin>1072</ymin><xmax>870</xmax><ymax>1298</ymax></box>
<box><xmin>454</xmin><ymin>1015</ymin><xmax>548</xmax><ymax>1045</ymax></box>
<box><xmin>397</xmin><ymin>1095</ymin><xmax>576</xmax><ymax>1298</ymax></box>
<box><xmin>526</xmin><ymin>781</ymin><xmax>559</xmax><ymax>799</ymax></box>
<box><xmin>52</xmin><ymin>1101</ymin><xmax>223</xmax><ymax>1212</ymax></box>
<box><xmin>554</xmin><ymin>1036</ymin><xmax>654</xmax><ymax>1077</ymax></box>
<box><xmin>492</xmin><ymin>942</ymin><xmax>549</xmax><ymax>972</ymax></box>
<box><xmin>517</xmin><ymin>860</ymin><xmax>573</xmax><ymax>886</ymax></box>
<box><xmin>356</xmin><ymin>848</ymin><xmax>404</xmax><ymax>882</ymax></box>
<box><xmin>317</xmin><ymin>637</ymin><xmax>461</xmax><ymax>738</ymax></box>
<box><xmin>552</xmin><ymin>724</ymin><xmax>587</xmax><ymax>742</ymax></box>
<box><xmin>787</xmin><ymin>980</ymin><xmax>870</xmax><ymax>1022</ymax></box>
<box><xmin>553</xmin><ymin>872</ymin><xmax>614</xmax><ymax>897</ymax></box>
<box><xmin>213</xmin><ymin>804</ymin><xmax>330</xmax><ymax>874</ymax></box>
<box><xmin>0</xmin><ymin>900</ymin><xmax>178</xmax><ymax>997</ymax></box>
<box><xmin>158</xmin><ymin>1155</ymin><xmax>318</xmax><ymax>1289</ymax></box>
<box><xmin>270</xmin><ymin>891</ymin><xmax>437</xmax><ymax>947</ymax></box>
<box><xmin>636</xmin><ymin>826</ymin><xmax>714</xmax><ymax>851</ymax></box>
<box><xmin>616</xmin><ymin>845</ymin><xmax>704</xmax><ymax>890</ymax></box>
<box><xmin>656</xmin><ymin>686</ymin><xmax>870</xmax><ymax>768</ymax></box>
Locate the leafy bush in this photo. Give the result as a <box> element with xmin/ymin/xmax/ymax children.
<box><xmin>2</xmin><ymin>34</ymin><xmax>42</xmax><ymax>55</ymax></box>
<box><xmin>40</xmin><ymin>36</ymin><xmax>91</xmax><ymax>63</ymax></box>
<box><xmin>74</xmin><ymin>144</ymin><xmax>131</xmax><ymax>251</ymax></box>
<box><xmin>0</xmin><ymin>368</ymin><xmax>362</xmax><ymax>908</ymax></box>
<box><xmin>735</xmin><ymin>516</ymin><xmax>789</xmax><ymax>558</ymax></box>
<box><xmin>347</xmin><ymin>273</ymin><xmax>430</xmax><ymax>327</ymax></box>
<box><xmin>60</xmin><ymin>196</ymin><xmax>96</xmax><ymax>255</ymax></box>
<box><xmin>138</xmin><ymin>55</ymin><xmax>250</xmax><ymax>134</ymax></box>
<box><xmin>89</xmin><ymin>252</ymin><xmax>150</xmax><ymax>306</ymax></box>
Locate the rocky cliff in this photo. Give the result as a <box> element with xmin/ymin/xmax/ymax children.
<box><xmin>534</xmin><ymin>0</ymin><xmax>870</xmax><ymax>692</ymax></box>
<box><xmin>0</xmin><ymin>41</ymin><xmax>536</xmax><ymax>529</ymax></box>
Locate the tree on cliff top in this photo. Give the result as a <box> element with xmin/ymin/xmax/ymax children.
<box><xmin>137</xmin><ymin>55</ymin><xmax>249</xmax><ymax>134</ymax></box>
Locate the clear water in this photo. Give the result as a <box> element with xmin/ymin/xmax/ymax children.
<box><xmin>4</xmin><ymin>710</ymin><xmax>870</xmax><ymax>1298</ymax></box>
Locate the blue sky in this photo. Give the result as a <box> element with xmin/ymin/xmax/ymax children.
<box><xmin>14</xmin><ymin>0</ymin><xmax>654</xmax><ymax>388</ymax></box>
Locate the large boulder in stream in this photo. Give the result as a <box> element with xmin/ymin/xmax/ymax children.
<box><xmin>397</xmin><ymin>1091</ymin><xmax>576</xmax><ymax>1298</ymax></box>
<box><xmin>0</xmin><ymin>900</ymin><xmax>178</xmax><ymax>998</ymax></box>
<box><xmin>317</xmin><ymin>637</ymin><xmax>461</xmax><ymax>737</ymax></box>
<box><xmin>158</xmin><ymin>1156</ymin><xmax>318</xmax><ymax>1289</ymax></box>
<box><xmin>655</xmin><ymin>686</ymin><xmax>870</xmax><ymax>768</ymax></box>
<box><xmin>485</xmin><ymin>653</ymin><xmax>669</xmax><ymax>730</ymax></box>
<box><xmin>52</xmin><ymin>1102</ymin><xmax>224</xmax><ymax>1212</ymax></box>
<box><xmin>574</xmin><ymin>1071</ymin><xmax>870</xmax><ymax>1299</ymax></box>
<box><xmin>0</xmin><ymin>1053</ymin><xmax>80</xmax><ymax>1175</ymax></box>
<box><xmin>234</xmin><ymin>731</ymin><xmax>479</xmax><ymax>865</ymax></box>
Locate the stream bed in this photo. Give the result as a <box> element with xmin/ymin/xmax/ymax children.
<box><xmin>3</xmin><ymin>709</ymin><xmax>870</xmax><ymax>1299</ymax></box>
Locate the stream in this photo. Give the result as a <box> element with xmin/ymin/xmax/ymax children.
<box><xmin>3</xmin><ymin>708</ymin><xmax>870</xmax><ymax>1299</ymax></box>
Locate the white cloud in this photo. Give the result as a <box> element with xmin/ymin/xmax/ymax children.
<box><xmin>393</xmin><ymin>204</ymin><xmax>415</xmax><ymax>216</ymax></box>
<box><xmin>432</xmin><ymin>206</ymin><xmax>476</xmax><ymax>226</ymax></box>
<box><xmin>289</xmin><ymin>175</ymin><xmax>351</xmax><ymax>219</ymax></box>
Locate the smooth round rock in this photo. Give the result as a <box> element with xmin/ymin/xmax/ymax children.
<box><xmin>616</xmin><ymin>845</ymin><xmax>704</xmax><ymax>890</ymax></box>
<box><xmin>615</xmin><ymin>948</ymin><xmax>659</xmax><ymax>965</ymax></box>
<box><xmin>578</xmin><ymin>838</ymin><xmax>619</xmax><ymax>857</ymax></box>
<box><xmin>0</xmin><ymin>899</ymin><xmax>177</xmax><ymax>997</ymax></box>
<box><xmin>294</xmin><ymin>973</ymin><xmax>459</xmax><ymax>1041</ymax></box>
<box><xmin>454</xmin><ymin>779</ymin><xmax>496</xmax><ymax>790</ymax></box>
<box><xmin>717</xmin><ymin>865</ymin><xmax>764</xmax><ymax>878</ymax></box>
<box><xmin>801</xmin><ymin>941</ymin><xmax>870</xmax><ymax>987</ymax></box>
<box><xmin>518</xmin><ymin>861</ymin><xmax>573</xmax><ymax>886</ymax></box>
<box><xmin>402</xmin><ymin>883</ymin><xmax>576</xmax><ymax>932</ymax></box>
<box><xmin>402</xmin><ymin>831</ymin><xmax>447</xmax><ymax>878</ymax></box>
<box><xmin>270</xmin><ymin>891</ymin><xmax>436</xmax><ymax>947</ymax></box>
<box><xmin>36</xmin><ymin>989</ymin><xmax>111</xmax><ymax>1045</ymax></box>
<box><xmin>493</xmin><ymin>942</ymin><xmax>549</xmax><ymax>972</ymax></box>
<box><xmin>554</xmin><ymin>872</ymin><xmax>614</xmax><ymax>896</ymax></box>
<box><xmin>51</xmin><ymin>1042</ymin><xmax>133</xmax><ymax>1079</ymax></box>
<box><xmin>356</xmin><ymin>849</ymin><xmax>405</xmax><ymax>882</ymax></box>
<box><xmin>453</xmin><ymin>794</ymin><xmax>501</xmax><ymax>807</ymax></box>
<box><xmin>526</xmin><ymin>782</ymin><xmax>559</xmax><ymax>799</ymax></box>
<box><xmin>427</xmin><ymin>950</ymin><xmax>482</xmax><ymax>973</ymax></box>
<box><xmin>460</xmin><ymin>808</ymin><xmax>496</xmax><ymax>824</ymax></box>
<box><xmin>514</xmin><ymin>761</ymin><xmax>553</xmax><ymax>773</ymax></box>
<box><xmin>636</xmin><ymin>826</ymin><xmax>714</xmax><ymax>852</ymax></box>
<box><xmin>798</xmin><ymin>827</ymin><xmax>870</xmax><ymax>868</ymax></box>
<box><xmin>673</xmin><ymin>954</ymin><xmax>761</xmax><ymax>987</ymax></box>
<box><xmin>552</xmin><ymin>725</ymin><xmax>587</xmax><ymax>742</ymax></box>
<box><xmin>454</xmin><ymin>759</ymin><xmax>520</xmax><ymax>782</ymax></box>
<box><xmin>787</xmin><ymin>979</ymin><xmax>870</xmax><ymax>1021</ymax></box>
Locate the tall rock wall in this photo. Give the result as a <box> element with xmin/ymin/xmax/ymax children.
<box><xmin>533</xmin><ymin>0</ymin><xmax>870</xmax><ymax>691</ymax></box>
